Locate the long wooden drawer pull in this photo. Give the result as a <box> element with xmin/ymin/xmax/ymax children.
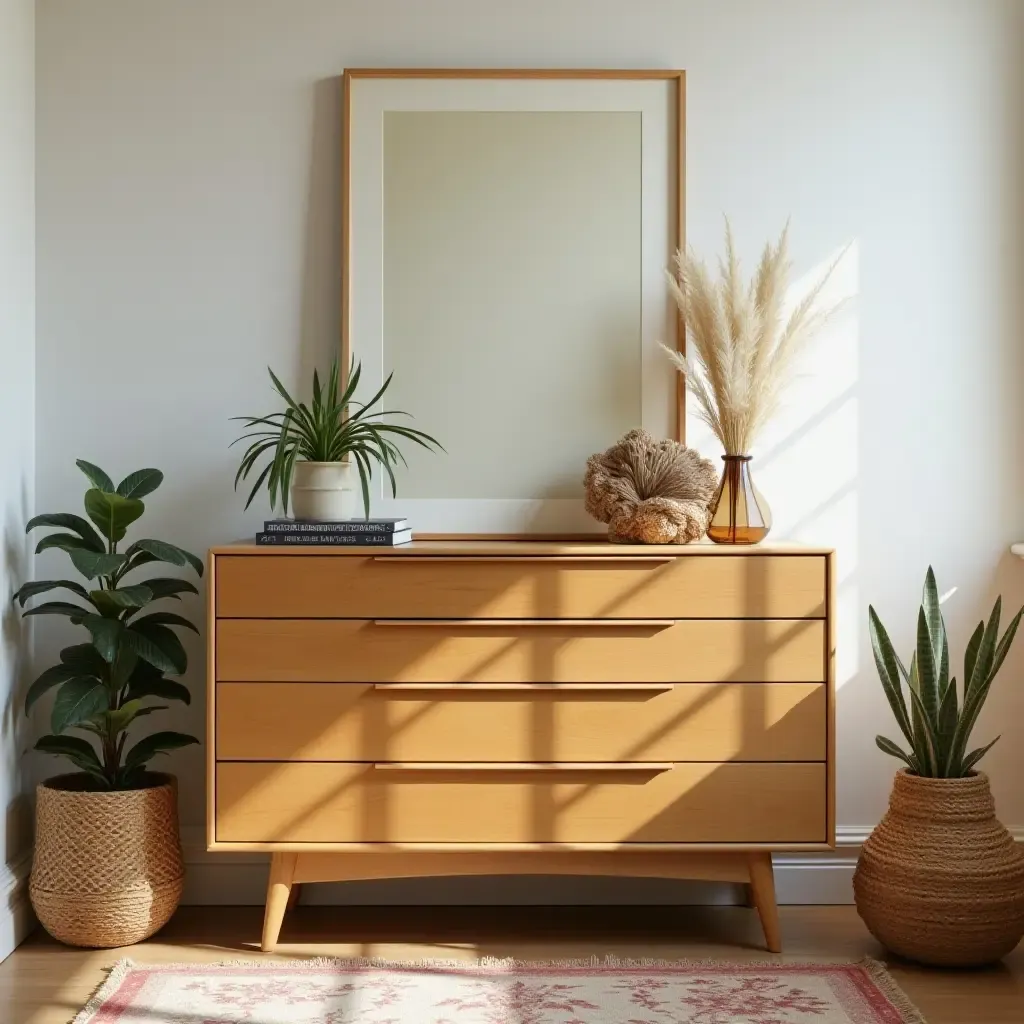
<box><xmin>372</xmin><ymin>683</ymin><xmax>673</xmax><ymax>693</ymax></box>
<box><xmin>371</xmin><ymin>556</ymin><xmax>674</xmax><ymax>564</ymax></box>
<box><xmin>371</xmin><ymin>618</ymin><xmax>674</xmax><ymax>628</ymax></box>
<box><xmin>371</xmin><ymin>762</ymin><xmax>673</xmax><ymax>773</ymax></box>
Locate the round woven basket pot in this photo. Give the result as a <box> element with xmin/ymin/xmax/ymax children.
<box><xmin>30</xmin><ymin>772</ymin><xmax>184</xmax><ymax>948</ymax></box>
<box><xmin>853</xmin><ymin>770</ymin><xmax>1024</xmax><ymax>966</ymax></box>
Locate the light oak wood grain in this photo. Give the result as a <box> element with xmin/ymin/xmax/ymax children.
<box><xmin>214</xmin><ymin>761</ymin><xmax>827</xmax><ymax>845</ymax></box>
<box><xmin>215</xmin><ymin>681</ymin><xmax>827</xmax><ymax>763</ymax></box>
<box><xmin>213</xmin><ymin>550</ymin><xmax>827</xmax><ymax>619</ymax></box>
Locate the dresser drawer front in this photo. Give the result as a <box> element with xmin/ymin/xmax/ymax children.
<box><xmin>214</xmin><ymin>554</ymin><xmax>826</xmax><ymax>619</ymax></box>
<box><xmin>216</xmin><ymin>619</ymin><xmax>825</xmax><ymax>684</ymax></box>
<box><xmin>217</xmin><ymin>681</ymin><xmax>827</xmax><ymax>762</ymax></box>
<box><xmin>215</xmin><ymin>762</ymin><xmax>826</xmax><ymax>844</ymax></box>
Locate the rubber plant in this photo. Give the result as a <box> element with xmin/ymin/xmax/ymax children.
<box><xmin>14</xmin><ymin>460</ymin><xmax>201</xmax><ymax>789</ymax></box>
<box><xmin>869</xmin><ymin>566</ymin><xmax>1023</xmax><ymax>778</ymax></box>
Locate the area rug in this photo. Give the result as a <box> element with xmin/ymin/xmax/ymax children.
<box><xmin>73</xmin><ymin>956</ymin><xmax>925</xmax><ymax>1024</ymax></box>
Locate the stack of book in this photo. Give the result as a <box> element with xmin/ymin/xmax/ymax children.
<box><xmin>255</xmin><ymin>518</ymin><xmax>412</xmax><ymax>546</ymax></box>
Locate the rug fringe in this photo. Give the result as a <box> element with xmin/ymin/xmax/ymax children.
<box><xmin>859</xmin><ymin>957</ymin><xmax>928</xmax><ymax>1024</ymax></box>
<box><xmin>71</xmin><ymin>958</ymin><xmax>135</xmax><ymax>1024</ymax></box>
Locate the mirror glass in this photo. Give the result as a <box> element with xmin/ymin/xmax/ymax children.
<box><xmin>382</xmin><ymin>110</ymin><xmax>643</xmax><ymax>500</ymax></box>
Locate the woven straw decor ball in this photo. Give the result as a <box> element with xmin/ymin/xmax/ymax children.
<box><xmin>853</xmin><ymin>770</ymin><xmax>1024</xmax><ymax>966</ymax></box>
<box><xmin>584</xmin><ymin>428</ymin><xmax>718</xmax><ymax>544</ymax></box>
<box><xmin>30</xmin><ymin>773</ymin><xmax>184</xmax><ymax>948</ymax></box>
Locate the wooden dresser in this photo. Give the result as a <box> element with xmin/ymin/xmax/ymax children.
<box><xmin>207</xmin><ymin>540</ymin><xmax>835</xmax><ymax>951</ymax></box>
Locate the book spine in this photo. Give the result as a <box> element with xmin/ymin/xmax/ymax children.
<box><xmin>263</xmin><ymin>522</ymin><xmax>400</xmax><ymax>534</ymax></box>
<box><xmin>255</xmin><ymin>532</ymin><xmax>405</xmax><ymax>546</ymax></box>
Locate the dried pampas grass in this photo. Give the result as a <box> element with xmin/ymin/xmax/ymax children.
<box><xmin>662</xmin><ymin>221</ymin><xmax>846</xmax><ymax>455</ymax></box>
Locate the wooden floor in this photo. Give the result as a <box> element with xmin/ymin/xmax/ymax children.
<box><xmin>1</xmin><ymin>905</ymin><xmax>1021</xmax><ymax>1023</ymax></box>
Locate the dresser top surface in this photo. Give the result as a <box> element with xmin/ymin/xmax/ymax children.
<box><xmin>212</xmin><ymin>538</ymin><xmax>834</xmax><ymax>557</ymax></box>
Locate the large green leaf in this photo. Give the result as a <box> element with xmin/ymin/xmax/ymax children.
<box><xmin>68</xmin><ymin>548</ymin><xmax>126</xmax><ymax>580</ymax></box>
<box><xmin>110</xmin><ymin>648</ymin><xmax>139</xmax><ymax>690</ymax></box>
<box><xmin>36</xmin><ymin>533</ymin><xmax>94</xmax><ymax>556</ymax></box>
<box><xmin>867</xmin><ymin>606</ymin><xmax>914</xmax><ymax>746</ymax></box>
<box><xmin>75</xmin><ymin>460</ymin><xmax>114</xmax><ymax>492</ymax></box>
<box><xmin>123</xmin><ymin>730</ymin><xmax>198</xmax><ymax>772</ymax></box>
<box><xmin>12</xmin><ymin>579</ymin><xmax>89</xmax><ymax>607</ymax></box>
<box><xmin>25</xmin><ymin>663</ymin><xmax>82</xmax><ymax>712</ymax></box>
<box><xmin>60</xmin><ymin>643</ymin><xmax>107</xmax><ymax>674</ymax></box>
<box><xmin>25</xmin><ymin>513</ymin><xmax>104</xmax><ymax>552</ymax></box>
<box><xmin>80</xmin><ymin>614</ymin><xmax>124</xmax><ymax>662</ymax></box>
<box><xmin>126</xmin><ymin>539</ymin><xmax>203</xmax><ymax>577</ymax></box>
<box><xmin>106</xmin><ymin>699</ymin><xmax>148</xmax><ymax>734</ymax></box>
<box><xmin>88</xmin><ymin>584</ymin><xmax>153</xmax><ymax>615</ymax></box>
<box><xmin>136</xmin><ymin>577</ymin><xmax>198</xmax><ymax>602</ymax></box>
<box><xmin>84</xmin><ymin>489</ymin><xmax>145</xmax><ymax>544</ymax></box>
<box><xmin>126</xmin><ymin>673</ymin><xmax>190</xmax><ymax>705</ymax></box>
<box><xmin>35</xmin><ymin>734</ymin><xmax>107</xmax><ymax>783</ymax></box>
<box><xmin>129</xmin><ymin>622</ymin><xmax>187</xmax><ymax>674</ymax></box>
<box><xmin>22</xmin><ymin>601</ymin><xmax>91</xmax><ymax>620</ymax></box>
<box><xmin>130</xmin><ymin>611</ymin><xmax>199</xmax><ymax>634</ymax></box>
<box><xmin>121</xmin><ymin>627</ymin><xmax>180</xmax><ymax>673</ymax></box>
<box><xmin>51</xmin><ymin>678</ymin><xmax>108</xmax><ymax>734</ymax></box>
<box><xmin>115</xmin><ymin>468</ymin><xmax>163</xmax><ymax>500</ymax></box>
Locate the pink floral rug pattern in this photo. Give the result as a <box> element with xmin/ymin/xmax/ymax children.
<box><xmin>74</xmin><ymin>957</ymin><xmax>925</xmax><ymax>1024</ymax></box>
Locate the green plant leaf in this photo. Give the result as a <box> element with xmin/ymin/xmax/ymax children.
<box><xmin>915</xmin><ymin>607</ymin><xmax>939</xmax><ymax>728</ymax></box>
<box><xmin>22</xmin><ymin>601</ymin><xmax>91</xmax><ymax>620</ymax></box>
<box><xmin>867</xmin><ymin>606</ymin><xmax>914</xmax><ymax>746</ymax></box>
<box><xmin>35</xmin><ymin>734</ymin><xmax>106</xmax><ymax>783</ymax></box>
<box><xmin>106</xmin><ymin>699</ymin><xmax>148</xmax><ymax>734</ymax></box>
<box><xmin>25</xmin><ymin>513</ymin><xmax>105</xmax><ymax>552</ymax></box>
<box><xmin>906</xmin><ymin>667</ymin><xmax>938</xmax><ymax>776</ymax></box>
<box><xmin>51</xmin><ymin>677</ymin><xmax>108</xmax><ymax>734</ymax></box>
<box><xmin>36</xmin><ymin>532</ymin><xmax>95</xmax><ymax>556</ymax></box>
<box><xmin>921</xmin><ymin>567</ymin><xmax>947</xmax><ymax>688</ymax></box>
<box><xmin>964</xmin><ymin>621</ymin><xmax>983</xmax><ymax>698</ymax></box>
<box><xmin>121</xmin><ymin>627</ymin><xmax>181</xmax><ymax>674</ymax></box>
<box><xmin>25</xmin><ymin>663</ymin><xmax>82</xmax><ymax>712</ymax></box>
<box><xmin>80</xmin><ymin>614</ymin><xmax>124</xmax><ymax>662</ymax></box>
<box><xmin>875</xmin><ymin>734</ymin><xmax>917</xmax><ymax>769</ymax></box>
<box><xmin>123</xmin><ymin>730</ymin><xmax>198</xmax><ymax>772</ymax></box>
<box><xmin>968</xmin><ymin>597</ymin><xmax>1002</xmax><ymax>699</ymax></box>
<box><xmin>115</xmin><ymin>468</ymin><xmax>163</xmax><ymax>500</ymax></box>
<box><xmin>126</xmin><ymin>539</ymin><xmax>203</xmax><ymax>577</ymax></box>
<box><xmin>136</xmin><ymin>577</ymin><xmax>198</xmax><ymax>602</ymax></box>
<box><xmin>88</xmin><ymin>584</ymin><xmax>153</xmax><ymax>614</ymax></box>
<box><xmin>12</xmin><ymin>579</ymin><xmax>90</xmax><ymax>607</ymax></box>
<box><xmin>129</xmin><ymin>611</ymin><xmax>199</xmax><ymax>634</ymax></box>
<box><xmin>128</xmin><ymin>622</ymin><xmax>187</xmax><ymax>674</ymax></box>
<box><xmin>985</xmin><ymin>605</ymin><xmax>1024</xmax><ymax>690</ymax></box>
<box><xmin>126</xmin><ymin>673</ymin><xmax>190</xmax><ymax>705</ymax></box>
<box><xmin>75</xmin><ymin>459</ymin><xmax>114</xmax><ymax>492</ymax></box>
<box><xmin>936</xmin><ymin>674</ymin><xmax>959</xmax><ymax>776</ymax></box>
<box><xmin>60</xmin><ymin>642</ymin><xmax>107</xmax><ymax>674</ymax></box>
<box><xmin>84</xmin><ymin>489</ymin><xmax>145</xmax><ymax>545</ymax></box>
<box><xmin>110</xmin><ymin>648</ymin><xmax>139</xmax><ymax>690</ymax></box>
<box><xmin>68</xmin><ymin>548</ymin><xmax>127</xmax><ymax>580</ymax></box>
<box><xmin>960</xmin><ymin>736</ymin><xmax>1000</xmax><ymax>775</ymax></box>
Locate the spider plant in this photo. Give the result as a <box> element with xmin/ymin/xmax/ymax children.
<box><xmin>870</xmin><ymin>566</ymin><xmax>1023</xmax><ymax>778</ymax></box>
<box><xmin>231</xmin><ymin>358</ymin><xmax>443</xmax><ymax>518</ymax></box>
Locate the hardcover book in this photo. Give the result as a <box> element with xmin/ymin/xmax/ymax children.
<box><xmin>264</xmin><ymin>517</ymin><xmax>408</xmax><ymax>534</ymax></box>
<box><xmin>255</xmin><ymin>528</ymin><xmax>413</xmax><ymax>547</ymax></box>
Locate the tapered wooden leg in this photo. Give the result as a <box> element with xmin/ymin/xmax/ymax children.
<box><xmin>286</xmin><ymin>883</ymin><xmax>301</xmax><ymax>912</ymax></box>
<box><xmin>262</xmin><ymin>853</ymin><xmax>297</xmax><ymax>952</ymax></box>
<box><xmin>747</xmin><ymin>852</ymin><xmax>781</xmax><ymax>953</ymax></box>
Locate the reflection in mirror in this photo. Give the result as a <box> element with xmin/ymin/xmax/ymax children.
<box><xmin>382</xmin><ymin>110</ymin><xmax>643</xmax><ymax>500</ymax></box>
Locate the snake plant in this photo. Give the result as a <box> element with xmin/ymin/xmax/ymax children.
<box><xmin>231</xmin><ymin>358</ymin><xmax>443</xmax><ymax>518</ymax></box>
<box><xmin>869</xmin><ymin>566</ymin><xmax>1023</xmax><ymax>778</ymax></box>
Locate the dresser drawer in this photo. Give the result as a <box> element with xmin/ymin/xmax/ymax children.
<box><xmin>215</xmin><ymin>761</ymin><xmax>827</xmax><ymax>844</ymax></box>
<box><xmin>217</xmin><ymin>681</ymin><xmax>827</xmax><ymax>762</ymax></box>
<box><xmin>214</xmin><ymin>553</ymin><xmax>826</xmax><ymax>619</ymax></box>
<box><xmin>215</xmin><ymin>619</ymin><xmax>826</xmax><ymax>684</ymax></box>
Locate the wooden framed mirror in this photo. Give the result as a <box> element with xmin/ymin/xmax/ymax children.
<box><xmin>343</xmin><ymin>69</ymin><xmax>685</xmax><ymax>534</ymax></box>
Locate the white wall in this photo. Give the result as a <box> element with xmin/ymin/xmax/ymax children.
<box><xmin>35</xmin><ymin>0</ymin><xmax>1024</xmax><ymax>903</ymax></box>
<box><xmin>0</xmin><ymin>0</ymin><xmax>36</xmax><ymax>957</ymax></box>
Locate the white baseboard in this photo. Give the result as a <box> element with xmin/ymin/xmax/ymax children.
<box><xmin>0</xmin><ymin>849</ymin><xmax>34</xmax><ymax>963</ymax></box>
<box><xmin>183</xmin><ymin>826</ymin><xmax>1024</xmax><ymax>907</ymax></box>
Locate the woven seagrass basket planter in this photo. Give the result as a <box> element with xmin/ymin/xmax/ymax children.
<box><xmin>30</xmin><ymin>772</ymin><xmax>184</xmax><ymax>948</ymax></box>
<box><xmin>854</xmin><ymin>770</ymin><xmax>1024</xmax><ymax>966</ymax></box>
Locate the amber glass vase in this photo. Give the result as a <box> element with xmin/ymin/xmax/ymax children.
<box><xmin>707</xmin><ymin>455</ymin><xmax>772</xmax><ymax>544</ymax></box>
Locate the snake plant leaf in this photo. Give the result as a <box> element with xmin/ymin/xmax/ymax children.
<box><xmin>51</xmin><ymin>677</ymin><xmax>109</xmax><ymax>734</ymax></box>
<box><xmin>115</xmin><ymin>468</ymin><xmax>164</xmax><ymax>500</ymax></box>
<box><xmin>12</xmin><ymin>578</ymin><xmax>90</xmax><ymax>606</ymax></box>
<box><xmin>67</xmin><ymin>548</ymin><xmax>126</xmax><ymax>580</ymax></box>
<box><xmin>123</xmin><ymin>730</ymin><xmax>199</xmax><ymax>772</ymax></box>
<box><xmin>868</xmin><ymin>606</ymin><xmax>914</xmax><ymax>746</ymax></box>
<box><xmin>915</xmin><ymin>607</ymin><xmax>939</xmax><ymax>726</ymax></box>
<box><xmin>875</xmin><ymin>735</ymin><xmax>917</xmax><ymax>770</ymax></box>
<box><xmin>84</xmin><ymin>489</ymin><xmax>145</xmax><ymax>545</ymax></box>
<box><xmin>25</xmin><ymin>663</ymin><xmax>83</xmax><ymax>712</ymax></box>
<box><xmin>968</xmin><ymin>597</ymin><xmax>1002</xmax><ymax>699</ymax></box>
<box><xmin>936</xmin><ymin>674</ymin><xmax>959</xmax><ymax>775</ymax></box>
<box><xmin>921</xmin><ymin>567</ymin><xmax>947</xmax><ymax>691</ymax></box>
<box><xmin>35</xmin><ymin>734</ymin><xmax>107</xmax><ymax>783</ymax></box>
<box><xmin>80</xmin><ymin>614</ymin><xmax>125</xmax><ymax>663</ymax></box>
<box><xmin>25</xmin><ymin>513</ymin><xmax>105</xmax><ymax>552</ymax></box>
<box><xmin>906</xmin><ymin>671</ymin><xmax>938</xmax><ymax>776</ymax></box>
<box><xmin>964</xmin><ymin>621</ymin><xmax>984</xmax><ymax>698</ymax></box>
<box><xmin>126</xmin><ymin>539</ymin><xmax>203</xmax><ymax>577</ymax></box>
<box><xmin>985</xmin><ymin>605</ymin><xmax>1024</xmax><ymax>690</ymax></box>
<box><xmin>75</xmin><ymin>460</ymin><xmax>114</xmax><ymax>492</ymax></box>
<box><xmin>961</xmin><ymin>736</ymin><xmax>1000</xmax><ymax>774</ymax></box>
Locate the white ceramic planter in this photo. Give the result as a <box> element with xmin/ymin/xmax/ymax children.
<box><xmin>290</xmin><ymin>461</ymin><xmax>356</xmax><ymax>520</ymax></box>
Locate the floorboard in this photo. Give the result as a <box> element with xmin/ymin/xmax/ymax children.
<box><xmin>1</xmin><ymin>905</ymin><xmax>1021</xmax><ymax>1023</ymax></box>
